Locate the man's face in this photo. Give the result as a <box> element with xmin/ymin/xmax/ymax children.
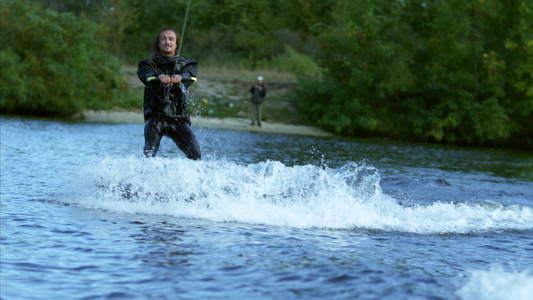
<box><xmin>159</xmin><ymin>30</ymin><xmax>177</xmax><ymax>57</ymax></box>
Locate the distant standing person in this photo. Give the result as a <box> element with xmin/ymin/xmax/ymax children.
<box><xmin>137</xmin><ymin>28</ymin><xmax>201</xmax><ymax>159</ymax></box>
<box><xmin>250</xmin><ymin>76</ymin><xmax>267</xmax><ymax>126</ymax></box>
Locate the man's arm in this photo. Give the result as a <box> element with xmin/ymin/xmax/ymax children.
<box><xmin>177</xmin><ymin>58</ymin><xmax>198</xmax><ymax>88</ymax></box>
<box><xmin>137</xmin><ymin>59</ymin><xmax>160</xmax><ymax>89</ymax></box>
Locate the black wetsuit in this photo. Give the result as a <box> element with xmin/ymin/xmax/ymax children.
<box><xmin>137</xmin><ymin>52</ymin><xmax>201</xmax><ymax>159</ymax></box>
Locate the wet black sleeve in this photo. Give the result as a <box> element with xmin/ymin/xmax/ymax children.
<box><xmin>178</xmin><ymin>59</ymin><xmax>199</xmax><ymax>88</ymax></box>
<box><xmin>137</xmin><ymin>59</ymin><xmax>160</xmax><ymax>89</ymax></box>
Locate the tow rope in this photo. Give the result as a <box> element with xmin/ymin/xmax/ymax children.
<box><xmin>176</xmin><ymin>0</ymin><xmax>192</xmax><ymax>68</ymax></box>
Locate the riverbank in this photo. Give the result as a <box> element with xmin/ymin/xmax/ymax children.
<box><xmin>83</xmin><ymin>110</ymin><xmax>333</xmax><ymax>137</ymax></box>
<box><xmin>109</xmin><ymin>66</ymin><xmax>330</xmax><ymax>137</ymax></box>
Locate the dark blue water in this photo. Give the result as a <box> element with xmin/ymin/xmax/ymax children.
<box><xmin>1</xmin><ymin>116</ymin><xmax>532</xmax><ymax>299</ymax></box>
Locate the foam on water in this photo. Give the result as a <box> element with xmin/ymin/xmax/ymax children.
<box><xmin>457</xmin><ymin>265</ymin><xmax>533</xmax><ymax>300</ymax></box>
<box><xmin>70</xmin><ymin>156</ymin><xmax>533</xmax><ymax>234</ymax></box>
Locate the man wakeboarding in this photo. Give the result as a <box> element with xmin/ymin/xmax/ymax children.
<box><xmin>137</xmin><ymin>28</ymin><xmax>201</xmax><ymax>159</ymax></box>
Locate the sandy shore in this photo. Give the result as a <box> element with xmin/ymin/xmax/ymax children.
<box><xmin>83</xmin><ymin>110</ymin><xmax>333</xmax><ymax>137</ymax></box>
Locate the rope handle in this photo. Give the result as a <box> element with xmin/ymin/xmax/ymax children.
<box><xmin>147</xmin><ymin>76</ymin><xmax>197</xmax><ymax>82</ymax></box>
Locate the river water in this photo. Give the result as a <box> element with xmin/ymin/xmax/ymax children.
<box><xmin>1</xmin><ymin>116</ymin><xmax>532</xmax><ymax>299</ymax></box>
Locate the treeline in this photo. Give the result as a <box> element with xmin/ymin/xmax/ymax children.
<box><xmin>0</xmin><ymin>0</ymin><xmax>133</xmax><ymax>116</ymax></box>
<box><xmin>294</xmin><ymin>0</ymin><xmax>533</xmax><ymax>148</ymax></box>
<box><xmin>1</xmin><ymin>0</ymin><xmax>532</xmax><ymax>148</ymax></box>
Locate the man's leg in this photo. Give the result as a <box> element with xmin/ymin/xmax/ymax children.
<box><xmin>250</xmin><ymin>102</ymin><xmax>256</xmax><ymax>125</ymax></box>
<box><xmin>143</xmin><ymin>117</ymin><xmax>163</xmax><ymax>157</ymax></box>
<box><xmin>169</xmin><ymin>123</ymin><xmax>201</xmax><ymax>160</ymax></box>
<box><xmin>257</xmin><ymin>103</ymin><xmax>262</xmax><ymax>126</ymax></box>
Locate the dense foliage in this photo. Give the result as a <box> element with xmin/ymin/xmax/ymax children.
<box><xmin>0</xmin><ymin>1</ymin><xmax>129</xmax><ymax>116</ymax></box>
<box><xmin>1</xmin><ymin>0</ymin><xmax>531</xmax><ymax>148</ymax></box>
<box><xmin>294</xmin><ymin>0</ymin><xmax>533</xmax><ymax>147</ymax></box>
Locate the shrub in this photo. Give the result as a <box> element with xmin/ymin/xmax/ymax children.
<box><xmin>0</xmin><ymin>1</ymin><xmax>128</xmax><ymax>117</ymax></box>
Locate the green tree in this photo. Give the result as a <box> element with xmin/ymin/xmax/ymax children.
<box><xmin>100</xmin><ymin>0</ymin><xmax>140</xmax><ymax>58</ymax></box>
<box><xmin>296</xmin><ymin>0</ymin><xmax>532</xmax><ymax>148</ymax></box>
<box><xmin>189</xmin><ymin>0</ymin><xmax>276</xmax><ymax>64</ymax></box>
<box><xmin>34</xmin><ymin>0</ymin><xmax>140</xmax><ymax>59</ymax></box>
<box><xmin>0</xmin><ymin>0</ymin><xmax>128</xmax><ymax>116</ymax></box>
<box><xmin>296</xmin><ymin>0</ymin><xmax>409</xmax><ymax>135</ymax></box>
<box><xmin>403</xmin><ymin>0</ymin><xmax>533</xmax><ymax>146</ymax></box>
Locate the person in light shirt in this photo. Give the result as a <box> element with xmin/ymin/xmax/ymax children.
<box><xmin>250</xmin><ymin>76</ymin><xmax>267</xmax><ymax>126</ymax></box>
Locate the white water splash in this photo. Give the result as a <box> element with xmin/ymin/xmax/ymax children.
<box><xmin>457</xmin><ymin>265</ymin><xmax>533</xmax><ymax>300</ymax></box>
<box><xmin>71</xmin><ymin>156</ymin><xmax>533</xmax><ymax>234</ymax></box>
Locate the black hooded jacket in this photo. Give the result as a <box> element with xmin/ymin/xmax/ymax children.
<box><xmin>137</xmin><ymin>52</ymin><xmax>198</xmax><ymax>123</ymax></box>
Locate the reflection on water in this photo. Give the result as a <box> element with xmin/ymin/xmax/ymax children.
<box><xmin>131</xmin><ymin>220</ymin><xmax>195</xmax><ymax>267</ymax></box>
